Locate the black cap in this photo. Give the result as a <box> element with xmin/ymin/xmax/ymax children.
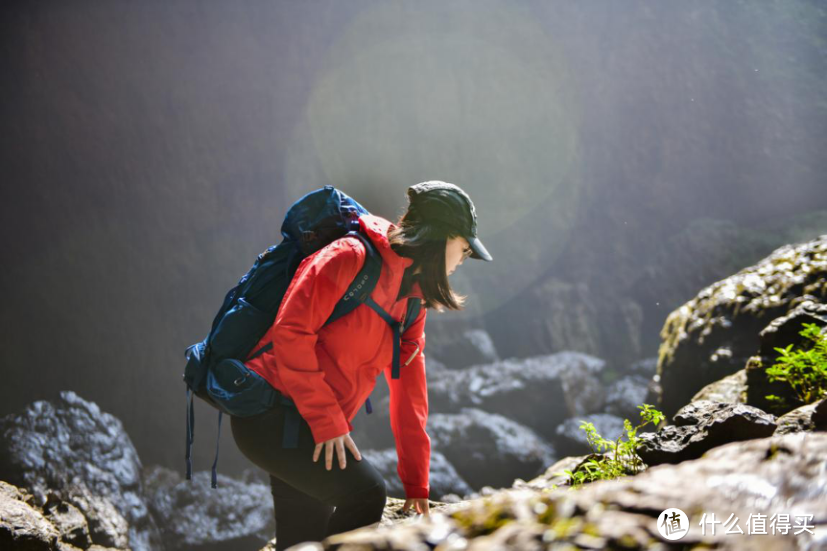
<box><xmin>407</xmin><ymin>181</ymin><xmax>493</xmax><ymax>261</ymax></box>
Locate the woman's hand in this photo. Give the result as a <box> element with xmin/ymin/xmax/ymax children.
<box><xmin>313</xmin><ymin>433</ymin><xmax>362</xmax><ymax>471</ymax></box>
<box><xmin>402</xmin><ymin>498</ymin><xmax>430</xmax><ymax>516</ymax></box>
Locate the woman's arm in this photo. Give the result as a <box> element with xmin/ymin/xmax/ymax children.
<box><xmin>268</xmin><ymin>237</ymin><xmax>366</xmax><ymax>445</ymax></box>
<box><xmin>384</xmin><ymin>305</ymin><xmax>431</xmax><ymax>499</ymax></box>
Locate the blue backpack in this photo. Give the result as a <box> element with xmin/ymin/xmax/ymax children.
<box><xmin>183</xmin><ymin>186</ymin><xmax>421</xmax><ymax>487</ymax></box>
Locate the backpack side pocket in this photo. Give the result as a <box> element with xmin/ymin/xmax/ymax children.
<box><xmin>206</xmin><ymin>358</ymin><xmax>277</xmax><ymax>417</ymax></box>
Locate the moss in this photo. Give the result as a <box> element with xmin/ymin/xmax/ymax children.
<box><xmin>582</xmin><ymin>522</ymin><xmax>601</xmax><ymax>537</ymax></box>
<box><xmin>617</xmin><ymin>534</ymin><xmax>640</xmax><ymax>549</ymax></box>
<box><xmin>549</xmin><ymin>517</ymin><xmax>584</xmax><ymax>539</ymax></box>
<box><xmin>449</xmin><ymin>502</ymin><xmax>516</xmax><ymax>538</ymax></box>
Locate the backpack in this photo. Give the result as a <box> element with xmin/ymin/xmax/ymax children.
<box><xmin>183</xmin><ymin>185</ymin><xmax>421</xmax><ymax>487</ymax></box>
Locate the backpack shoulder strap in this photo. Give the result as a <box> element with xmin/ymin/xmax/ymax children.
<box><xmin>402</xmin><ymin>297</ymin><xmax>422</xmax><ymax>334</ymax></box>
<box><xmin>324</xmin><ymin>231</ymin><xmax>383</xmax><ymax>327</ymax></box>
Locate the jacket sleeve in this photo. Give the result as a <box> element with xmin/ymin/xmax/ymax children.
<box><xmin>267</xmin><ymin>237</ymin><xmax>365</xmax><ymax>445</ymax></box>
<box><xmin>384</xmin><ymin>304</ymin><xmax>430</xmax><ymax>499</ymax></box>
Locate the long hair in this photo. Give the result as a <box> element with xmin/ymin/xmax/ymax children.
<box><xmin>388</xmin><ymin>209</ymin><xmax>466</xmax><ymax>312</ymax></box>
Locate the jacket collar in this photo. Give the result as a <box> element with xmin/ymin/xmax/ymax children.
<box><xmin>358</xmin><ymin>214</ymin><xmax>424</xmax><ymax>300</ymax></box>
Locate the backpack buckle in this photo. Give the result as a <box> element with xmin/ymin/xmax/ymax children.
<box><xmin>301</xmin><ymin>230</ymin><xmax>316</xmax><ymax>243</ymax></box>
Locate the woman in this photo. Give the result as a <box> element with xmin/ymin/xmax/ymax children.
<box><xmin>231</xmin><ymin>181</ymin><xmax>493</xmax><ymax>550</ymax></box>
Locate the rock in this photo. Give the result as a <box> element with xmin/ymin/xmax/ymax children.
<box><xmin>0</xmin><ymin>391</ymin><xmax>160</xmax><ymax>551</ymax></box>
<box><xmin>485</xmin><ymin>277</ymin><xmax>644</xmax><ymax>373</ymax></box>
<box><xmin>428</xmin><ymin>408</ymin><xmax>556</xmax><ymax>491</ymax></box>
<box><xmin>745</xmin><ymin>301</ymin><xmax>827</xmax><ymax>415</ymax></box>
<box><xmin>692</xmin><ymin>369</ymin><xmax>747</xmax><ymax>404</ymax></box>
<box><xmin>627</xmin><ymin>357</ymin><xmax>658</xmax><ymax>377</ymax></box>
<box><xmin>354</xmin><ymin>352</ymin><xmax>605</xmax><ymax>452</ymax></box>
<box><xmin>143</xmin><ymin>465</ymin><xmax>274</xmax><ymax>551</ymax></box>
<box><xmin>636</xmin><ymin>400</ymin><xmax>777</xmax><ymax>466</ymax></box>
<box><xmin>0</xmin><ymin>481</ymin><xmax>59</xmax><ymax>551</ymax></box>
<box><xmin>314</xmin><ymin>433</ymin><xmax>827</xmax><ymax>551</ymax></box>
<box><xmin>553</xmin><ymin>413</ymin><xmax>626</xmax><ymax>458</ymax></box>
<box><xmin>774</xmin><ymin>399</ymin><xmax>827</xmax><ymax>435</ymax></box>
<box><xmin>604</xmin><ymin>375</ymin><xmax>651</xmax><ymax>419</ymax></box>
<box><xmin>657</xmin><ymin>235</ymin><xmax>827</xmax><ymax>418</ymax></box>
<box><xmin>43</xmin><ymin>494</ymin><xmax>91</xmax><ymax>549</ymax></box>
<box><xmin>427</xmin><ymin>352</ymin><xmax>605</xmax><ymax>442</ymax></box>
<box><xmin>420</xmin><ymin>323</ymin><xmax>500</xmax><ymax>369</ymax></box>
<box><xmin>521</xmin><ymin>455</ymin><xmax>591</xmax><ymax>491</ymax></box>
<box><xmin>361</xmin><ymin>448</ymin><xmax>473</xmax><ymax>501</ymax></box>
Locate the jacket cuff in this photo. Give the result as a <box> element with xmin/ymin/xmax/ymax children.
<box><xmin>403</xmin><ymin>484</ymin><xmax>430</xmax><ymax>499</ymax></box>
<box><xmin>309</xmin><ymin>414</ymin><xmax>351</xmax><ymax>445</ymax></box>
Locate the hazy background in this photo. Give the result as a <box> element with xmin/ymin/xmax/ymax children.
<box><xmin>2</xmin><ymin>0</ymin><xmax>826</xmax><ymax>477</ymax></box>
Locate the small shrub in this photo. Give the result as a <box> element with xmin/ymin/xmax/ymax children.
<box><xmin>554</xmin><ymin>404</ymin><xmax>664</xmax><ymax>488</ymax></box>
<box><xmin>765</xmin><ymin>322</ymin><xmax>827</xmax><ymax>408</ymax></box>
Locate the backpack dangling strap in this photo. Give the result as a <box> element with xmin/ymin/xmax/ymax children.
<box><xmin>211</xmin><ymin>410</ymin><xmax>223</xmax><ymax>489</ymax></box>
<box><xmin>276</xmin><ymin>394</ymin><xmax>300</xmax><ymax>449</ymax></box>
<box><xmin>364</xmin><ymin>296</ymin><xmax>402</xmax><ymax>379</ymax></box>
<box><xmin>185</xmin><ymin>387</ymin><xmax>195</xmax><ymax>480</ymax></box>
<box><xmin>365</xmin><ymin>397</ymin><xmax>373</xmax><ymax>414</ymax></box>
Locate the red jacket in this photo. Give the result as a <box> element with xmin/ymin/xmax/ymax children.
<box><xmin>245</xmin><ymin>214</ymin><xmax>431</xmax><ymax>499</ymax></box>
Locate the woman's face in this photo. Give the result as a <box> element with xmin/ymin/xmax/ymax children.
<box><xmin>445</xmin><ymin>236</ymin><xmax>472</xmax><ymax>276</ymax></box>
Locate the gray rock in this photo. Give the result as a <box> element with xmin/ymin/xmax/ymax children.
<box><xmin>428</xmin><ymin>408</ymin><xmax>556</xmax><ymax>491</ymax></box>
<box><xmin>604</xmin><ymin>375</ymin><xmax>651</xmax><ymax>419</ymax></box>
<box><xmin>774</xmin><ymin>399</ymin><xmax>827</xmax><ymax>435</ymax></box>
<box><xmin>692</xmin><ymin>368</ymin><xmax>748</xmax><ymax>404</ymax></box>
<box><xmin>627</xmin><ymin>357</ymin><xmax>658</xmax><ymax>376</ymax></box>
<box><xmin>657</xmin><ymin>235</ymin><xmax>827</xmax><ymax>418</ymax></box>
<box><xmin>354</xmin><ymin>352</ymin><xmax>605</xmax><ymax>451</ymax></box>
<box><xmin>144</xmin><ymin>465</ymin><xmax>273</xmax><ymax>551</ymax></box>
<box><xmin>553</xmin><ymin>413</ymin><xmax>626</xmax><ymax>458</ymax></box>
<box><xmin>427</xmin><ymin>352</ymin><xmax>605</xmax><ymax>442</ymax></box>
<box><xmin>361</xmin><ymin>448</ymin><xmax>473</xmax><ymax>501</ymax></box>
<box><xmin>637</xmin><ymin>400</ymin><xmax>777</xmax><ymax>466</ymax></box>
<box><xmin>0</xmin><ymin>391</ymin><xmax>160</xmax><ymax>551</ymax></box>
<box><xmin>421</xmin><ymin>323</ymin><xmax>500</xmax><ymax>369</ymax></box>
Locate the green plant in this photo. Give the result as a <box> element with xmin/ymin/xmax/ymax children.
<box><xmin>765</xmin><ymin>322</ymin><xmax>827</xmax><ymax>408</ymax></box>
<box><xmin>554</xmin><ymin>404</ymin><xmax>664</xmax><ymax>488</ymax></box>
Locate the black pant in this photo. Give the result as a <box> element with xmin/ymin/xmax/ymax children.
<box><xmin>230</xmin><ymin>405</ymin><xmax>387</xmax><ymax>551</ymax></box>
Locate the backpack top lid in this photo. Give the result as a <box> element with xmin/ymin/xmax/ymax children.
<box><xmin>281</xmin><ymin>186</ymin><xmax>370</xmax><ymax>256</ymax></box>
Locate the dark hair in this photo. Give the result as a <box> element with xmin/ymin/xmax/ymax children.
<box><xmin>388</xmin><ymin>208</ymin><xmax>466</xmax><ymax>312</ymax></box>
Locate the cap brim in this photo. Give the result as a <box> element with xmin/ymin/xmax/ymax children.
<box><xmin>467</xmin><ymin>235</ymin><xmax>493</xmax><ymax>261</ymax></box>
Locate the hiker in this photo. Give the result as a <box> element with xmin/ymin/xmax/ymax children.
<box><xmin>229</xmin><ymin>181</ymin><xmax>492</xmax><ymax>550</ymax></box>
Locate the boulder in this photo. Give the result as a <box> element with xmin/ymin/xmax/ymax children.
<box><xmin>636</xmin><ymin>400</ymin><xmax>777</xmax><ymax>466</ymax></box>
<box><xmin>519</xmin><ymin>455</ymin><xmax>591</xmax><ymax>491</ymax></box>
<box><xmin>420</xmin><ymin>322</ymin><xmax>499</xmax><ymax>369</ymax></box>
<box><xmin>745</xmin><ymin>301</ymin><xmax>827</xmax><ymax>415</ymax></box>
<box><xmin>0</xmin><ymin>481</ymin><xmax>59</xmax><ymax>551</ymax></box>
<box><xmin>553</xmin><ymin>413</ymin><xmax>626</xmax><ymax>458</ymax></box>
<box><xmin>360</xmin><ymin>448</ymin><xmax>473</xmax><ymax>502</ymax></box>
<box><xmin>773</xmin><ymin>399</ymin><xmax>827</xmax><ymax>436</ymax></box>
<box><xmin>0</xmin><ymin>391</ymin><xmax>160</xmax><ymax>551</ymax></box>
<box><xmin>354</xmin><ymin>352</ymin><xmax>605</xmax><ymax>451</ymax></box>
<box><xmin>143</xmin><ymin>466</ymin><xmax>274</xmax><ymax>551</ymax></box>
<box><xmin>42</xmin><ymin>495</ymin><xmax>91</xmax><ymax>549</ymax></box>
<box><xmin>657</xmin><ymin>235</ymin><xmax>827</xmax><ymax>417</ymax></box>
<box><xmin>310</xmin><ymin>433</ymin><xmax>827</xmax><ymax>551</ymax></box>
<box><xmin>426</xmin><ymin>352</ymin><xmax>605</xmax><ymax>442</ymax></box>
<box><xmin>604</xmin><ymin>375</ymin><xmax>651</xmax><ymax>419</ymax></box>
<box><xmin>692</xmin><ymin>369</ymin><xmax>747</xmax><ymax>404</ymax></box>
<box><xmin>427</xmin><ymin>408</ymin><xmax>556</xmax><ymax>491</ymax></box>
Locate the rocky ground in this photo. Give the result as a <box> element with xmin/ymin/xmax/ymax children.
<box><xmin>2</xmin><ymin>235</ymin><xmax>825</xmax><ymax>550</ymax></box>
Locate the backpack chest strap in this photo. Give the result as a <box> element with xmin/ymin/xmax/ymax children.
<box><xmin>363</xmin><ymin>296</ymin><xmax>403</xmax><ymax>379</ymax></box>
